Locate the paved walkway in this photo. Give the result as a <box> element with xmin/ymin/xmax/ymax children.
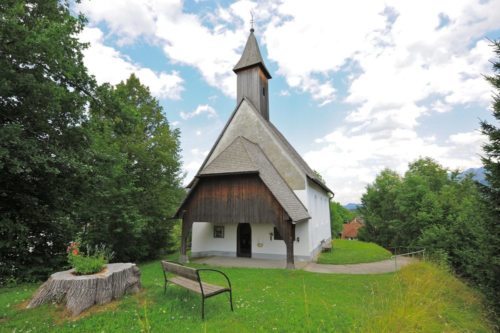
<box><xmin>192</xmin><ymin>256</ymin><xmax>415</xmax><ymax>274</ymax></box>
<box><xmin>303</xmin><ymin>256</ymin><xmax>415</xmax><ymax>274</ymax></box>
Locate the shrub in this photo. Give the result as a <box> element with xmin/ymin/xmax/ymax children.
<box><xmin>67</xmin><ymin>242</ymin><xmax>114</xmax><ymax>275</ymax></box>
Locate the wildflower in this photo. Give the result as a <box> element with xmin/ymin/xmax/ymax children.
<box><xmin>72</xmin><ymin>249</ymin><xmax>79</xmax><ymax>256</ymax></box>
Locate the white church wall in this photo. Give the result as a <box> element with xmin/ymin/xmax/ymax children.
<box><xmin>306</xmin><ymin>180</ymin><xmax>332</xmax><ymax>258</ymax></box>
<box><xmin>191</xmin><ymin>222</ymin><xmax>237</xmax><ymax>257</ymax></box>
<box><xmin>294</xmin><ymin>189</ymin><xmax>308</xmax><ymax>208</ymax></box>
<box><xmin>251</xmin><ymin>223</ymin><xmax>310</xmax><ymax>261</ymax></box>
<box><xmin>191</xmin><ymin>222</ymin><xmax>313</xmax><ymax>261</ymax></box>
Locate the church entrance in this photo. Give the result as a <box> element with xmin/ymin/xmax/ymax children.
<box><xmin>237</xmin><ymin>223</ymin><xmax>251</xmax><ymax>258</ymax></box>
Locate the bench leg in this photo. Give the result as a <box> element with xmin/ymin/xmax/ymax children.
<box><xmin>164</xmin><ymin>280</ymin><xmax>167</xmax><ymax>294</ymax></box>
<box><xmin>229</xmin><ymin>290</ymin><xmax>233</xmax><ymax>312</ymax></box>
<box><xmin>201</xmin><ymin>297</ymin><xmax>205</xmax><ymax>320</ymax></box>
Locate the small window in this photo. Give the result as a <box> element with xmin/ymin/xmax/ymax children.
<box><xmin>273</xmin><ymin>227</ymin><xmax>283</xmax><ymax>240</ymax></box>
<box><xmin>213</xmin><ymin>225</ymin><xmax>224</xmax><ymax>238</ymax></box>
<box><xmin>263</xmin><ymin>87</ymin><xmax>266</xmax><ymax>96</ymax></box>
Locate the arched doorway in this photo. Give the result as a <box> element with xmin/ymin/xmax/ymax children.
<box><xmin>237</xmin><ymin>223</ymin><xmax>251</xmax><ymax>258</ymax></box>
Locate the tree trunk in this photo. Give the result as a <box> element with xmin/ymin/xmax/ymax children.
<box><xmin>27</xmin><ymin>263</ymin><xmax>141</xmax><ymax>316</ymax></box>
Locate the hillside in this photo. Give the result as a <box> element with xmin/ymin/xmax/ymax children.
<box><xmin>0</xmin><ymin>259</ymin><xmax>493</xmax><ymax>332</ymax></box>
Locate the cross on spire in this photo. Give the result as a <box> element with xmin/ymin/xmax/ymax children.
<box><xmin>250</xmin><ymin>11</ymin><xmax>254</xmax><ymax>32</ymax></box>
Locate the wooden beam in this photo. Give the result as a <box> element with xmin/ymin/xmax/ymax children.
<box><xmin>285</xmin><ymin>224</ymin><xmax>295</xmax><ymax>269</ymax></box>
<box><xmin>180</xmin><ymin>214</ymin><xmax>192</xmax><ymax>264</ymax></box>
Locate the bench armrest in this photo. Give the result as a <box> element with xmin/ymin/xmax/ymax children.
<box><xmin>196</xmin><ymin>269</ymin><xmax>232</xmax><ymax>290</ymax></box>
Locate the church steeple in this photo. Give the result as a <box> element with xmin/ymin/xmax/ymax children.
<box><xmin>233</xmin><ymin>29</ymin><xmax>271</xmax><ymax>120</ymax></box>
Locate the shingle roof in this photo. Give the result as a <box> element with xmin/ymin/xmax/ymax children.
<box><xmin>233</xmin><ymin>30</ymin><xmax>271</xmax><ymax>79</ymax></box>
<box><xmin>200</xmin><ymin>136</ymin><xmax>310</xmax><ymax>222</ymax></box>
<box><xmin>341</xmin><ymin>219</ymin><xmax>364</xmax><ymax>239</ymax></box>
<box><xmin>186</xmin><ymin>97</ymin><xmax>333</xmax><ymax>195</ymax></box>
<box><xmin>200</xmin><ymin>137</ymin><xmax>257</xmax><ymax>175</ymax></box>
<box><xmin>266</xmin><ymin>121</ymin><xmax>333</xmax><ymax>194</ymax></box>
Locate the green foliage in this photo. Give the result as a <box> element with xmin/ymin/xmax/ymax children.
<box><xmin>66</xmin><ymin>241</ymin><xmax>114</xmax><ymax>275</ymax></box>
<box><xmin>329</xmin><ymin>201</ymin><xmax>355</xmax><ymax>237</ymax></box>
<box><xmin>357</xmin><ymin>262</ymin><xmax>492</xmax><ymax>333</ymax></box>
<box><xmin>317</xmin><ymin>239</ymin><xmax>391</xmax><ymax>264</ymax></box>
<box><xmin>359</xmin><ymin>157</ymin><xmax>497</xmax><ymax>324</ymax></box>
<box><xmin>82</xmin><ymin>75</ymin><xmax>184</xmax><ymax>262</ymax></box>
<box><xmin>480</xmin><ymin>39</ymin><xmax>500</xmax><ymax>324</ymax></box>
<box><xmin>0</xmin><ymin>0</ymin><xmax>95</xmax><ymax>283</ymax></box>
<box><xmin>0</xmin><ymin>260</ymin><xmax>493</xmax><ymax>332</ymax></box>
<box><xmin>357</xmin><ymin>168</ymin><xmax>402</xmax><ymax>246</ymax></box>
<box><xmin>0</xmin><ymin>1</ymin><xmax>183</xmax><ymax>283</ymax></box>
<box><xmin>69</xmin><ymin>254</ymin><xmax>105</xmax><ymax>276</ymax></box>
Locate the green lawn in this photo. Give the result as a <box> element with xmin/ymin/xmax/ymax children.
<box><xmin>0</xmin><ymin>260</ymin><xmax>493</xmax><ymax>332</ymax></box>
<box><xmin>317</xmin><ymin>240</ymin><xmax>392</xmax><ymax>265</ymax></box>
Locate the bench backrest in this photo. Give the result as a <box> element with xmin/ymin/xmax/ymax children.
<box><xmin>161</xmin><ymin>260</ymin><xmax>198</xmax><ymax>281</ymax></box>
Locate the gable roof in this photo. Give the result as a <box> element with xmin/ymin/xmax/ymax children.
<box><xmin>188</xmin><ymin>98</ymin><xmax>332</xmax><ymax>195</ymax></box>
<box><xmin>266</xmin><ymin>122</ymin><xmax>333</xmax><ymax>194</ymax></box>
<box><xmin>233</xmin><ymin>30</ymin><xmax>271</xmax><ymax>79</ymax></box>
<box><xmin>187</xmin><ymin>136</ymin><xmax>310</xmax><ymax>223</ymax></box>
<box><xmin>341</xmin><ymin>219</ymin><xmax>364</xmax><ymax>239</ymax></box>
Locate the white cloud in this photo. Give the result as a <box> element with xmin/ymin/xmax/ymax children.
<box><xmin>306</xmin><ymin>128</ymin><xmax>486</xmax><ymax>204</ymax></box>
<box><xmin>79</xmin><ymin>27</ymin><xmax>184</xmax><ymax>99</ymax></box>
<box><xmin>78</xmin><ymin>0</ymin><xmax>157</xmax><ymax>45</ymax></box>
<box><xmin>78</xmin><ymin>0</ymin><xmax>499</xmax><ymax>202</ymax></box>
<box><xmin>180</xmin><ymin>104</ymin><xmax>217</xmax><ymax>120</ymax></box>
<box><xmin>279</xmin><ymin>90</ymin><xmax>290</xmax><ymax>96</ymax></box>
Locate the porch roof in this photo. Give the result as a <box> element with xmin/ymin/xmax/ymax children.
<box><xmin>176</xmin><ymin>136</ymin><xmax>310</xmax><ymax>223</ymax></box>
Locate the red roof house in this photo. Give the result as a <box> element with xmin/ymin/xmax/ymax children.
<box><xmin>341</xmin><ymin>218</ymin><xmax>364</xmax><ymax>240</ymax></box>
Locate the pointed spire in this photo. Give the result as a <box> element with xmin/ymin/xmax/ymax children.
<box><xmin>233</xmin><ymin>29</ymin><xmax>271</xmax><ymax>79</ymax></box>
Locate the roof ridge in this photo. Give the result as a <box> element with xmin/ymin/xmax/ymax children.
<box><xmin>241</xmin><ymin>137</ymin><xmax>310</xmax><ymax>222</ymax></box>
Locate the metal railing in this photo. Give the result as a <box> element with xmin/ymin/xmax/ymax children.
<box><xmin>390</xmin><ymin>249</ymin><xmax>426</xmax><ymax>270</ymax></box>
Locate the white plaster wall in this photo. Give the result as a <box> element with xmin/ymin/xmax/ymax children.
<box><xmin>191</xmin><ymin>222</ymin><xmax>312</xmax><ymax>260</ymax></box>
<box><xmin>191</xmin><ymin>222</ymin><xmax>237</xmax><ymax>254</ymax></box>
<box><xmin>294</xmin><ymin>189</ymin><xmax>308</xmax><ymax>208</ymax></box>
<box><xmin>251</xmin><ymin>223</ymin><xmax>310</xmax><ymax>260</ymax></box>
<box><xmin>306</xmin><ymin>181</ymin><xmax>332</xmax><ymax>255</ymax></box>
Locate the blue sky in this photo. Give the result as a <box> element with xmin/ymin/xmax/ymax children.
<box><xmin>76</xmin><ymin>0</ymin><xmax>500</xmax><ymax>204</ymax></box>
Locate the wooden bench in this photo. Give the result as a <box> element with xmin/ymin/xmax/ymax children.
<box><xmin>321</xmin><ymin>239</ymin><xmax>332</xmax><ymax>253</ymax></box>
<box><xmin>160</xmin><ymin>260</ymin><xmax>233</xmax><ymax>319</ymax></box>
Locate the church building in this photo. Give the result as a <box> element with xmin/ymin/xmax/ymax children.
<box><xmin>174</xmin><ymin>28</ymin><xmax>332</xmax><ymax>268</ymax></box>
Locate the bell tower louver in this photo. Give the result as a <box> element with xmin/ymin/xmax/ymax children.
<box><xmin>233</xmin><ymin>28</ymin><xmax>272</xmax><ymax>120</ymax></box>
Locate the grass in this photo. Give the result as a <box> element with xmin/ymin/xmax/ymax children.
<box><xmin>0</xmin><ymin>259</ymin><xmax>493</xmax><ymax>332</ymax></box>
<box><xmin>317</xmin><ymin>239</ymin><xmax>392</xmax><ymax>265</ymax></box>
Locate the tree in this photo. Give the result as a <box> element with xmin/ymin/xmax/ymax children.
<box><xmin>0</xmin><ymin>0</ymin><xmax>95</xmax><ymax>282</ymax></box>
<box><xmin>480</xmin><ymin>38</ymin><xmax>500</xmax><ymax>324</ymax></box>
<box><xmin>329</xmin><ymin>201</ymin><xmax>355</xmax><ymax>237</ymax></box>
<box><xmin>83</xmin><ymin>75</ymin><xmax>184</xmax><ymax>262</ymax></box>
<box><xmin>358</xmin><ymin>169</ymin><xmax>402</xmax><ymax>246</ymax></box>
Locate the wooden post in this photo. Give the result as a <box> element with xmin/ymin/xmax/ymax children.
<box><xmin>286</xmin><ymin>237</ymin><xmax>295</xmax><ymax>269</ymax></box>
<box><xmin>285</xmin><ymin>223</ymin><xmax>295</xmax><ymax>270</ymax></box>
<box><xmin>180</xmin><ymin>214</ymin><xmax>191</xmax><ymax>264</ymax></box>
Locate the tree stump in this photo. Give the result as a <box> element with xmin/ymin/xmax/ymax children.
<box><xmin>27</xmin><ymin>263</ymin><xmax>141</xmax><ymax>316</ymax></box>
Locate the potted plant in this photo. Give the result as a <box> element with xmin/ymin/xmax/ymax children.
<box><xmin>67</xmin><ymin>241</ymin><xmax>114</xmax><ymax>275</ymax></box>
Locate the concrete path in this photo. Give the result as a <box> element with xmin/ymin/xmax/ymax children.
<box><xmin>192</xmin><ymin>256</ymin><xmax>309</xmax><ymax>269</ymax></box>
<box><xmin>192</xmin><ymin>256</ymin><xmax>415</xmax><ymax>274</ymax></box>
<box><xmin>303</xmin><ymin>256</ymin><xmax>415</xmax><ymax>274</ymax></box>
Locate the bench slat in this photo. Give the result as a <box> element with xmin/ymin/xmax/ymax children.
<box><xmin>169</xmin><ymin>276</ymin><xmax>229</xmax><ymax>296</ymax></box>
<box><xmin>162</xmin><ymin>261</ymin><xmax>198</xmax><ymax>280</ymax></box>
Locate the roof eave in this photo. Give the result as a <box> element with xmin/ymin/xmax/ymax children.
<box><xmin>307</xmin><ymin>175</ymin><xmax>334</xmax><ymax>196</ymax></box>
<box><xmin>233</xmin><ymin>63</ymin><xmax>272</xmax><ymax>79</ymax></box>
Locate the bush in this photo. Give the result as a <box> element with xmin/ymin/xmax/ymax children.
<box><xmin>67</xmin><ymin>242</ymin><xmax>114</xmax><ymax>275</ymax></box>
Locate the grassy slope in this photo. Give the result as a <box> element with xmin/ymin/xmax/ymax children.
<box><xmin>0</xmin><ymin>261</ymin><xmax>492</xmax><ymax>332</ymax></box>
<box><xmin>317</xmin><ymin>240</ymin><xmax>392</xmax><ymax>265</ymax></box>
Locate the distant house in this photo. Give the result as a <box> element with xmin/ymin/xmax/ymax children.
<box><xmin>174</xmin><ymin>28</ymin><xmax>333</xmax><ymax>268</ymax></box>
<box><xmin>341</xmin><ymin>218</ymin><xmax>364</xmax><ymax>240</ymax></box>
